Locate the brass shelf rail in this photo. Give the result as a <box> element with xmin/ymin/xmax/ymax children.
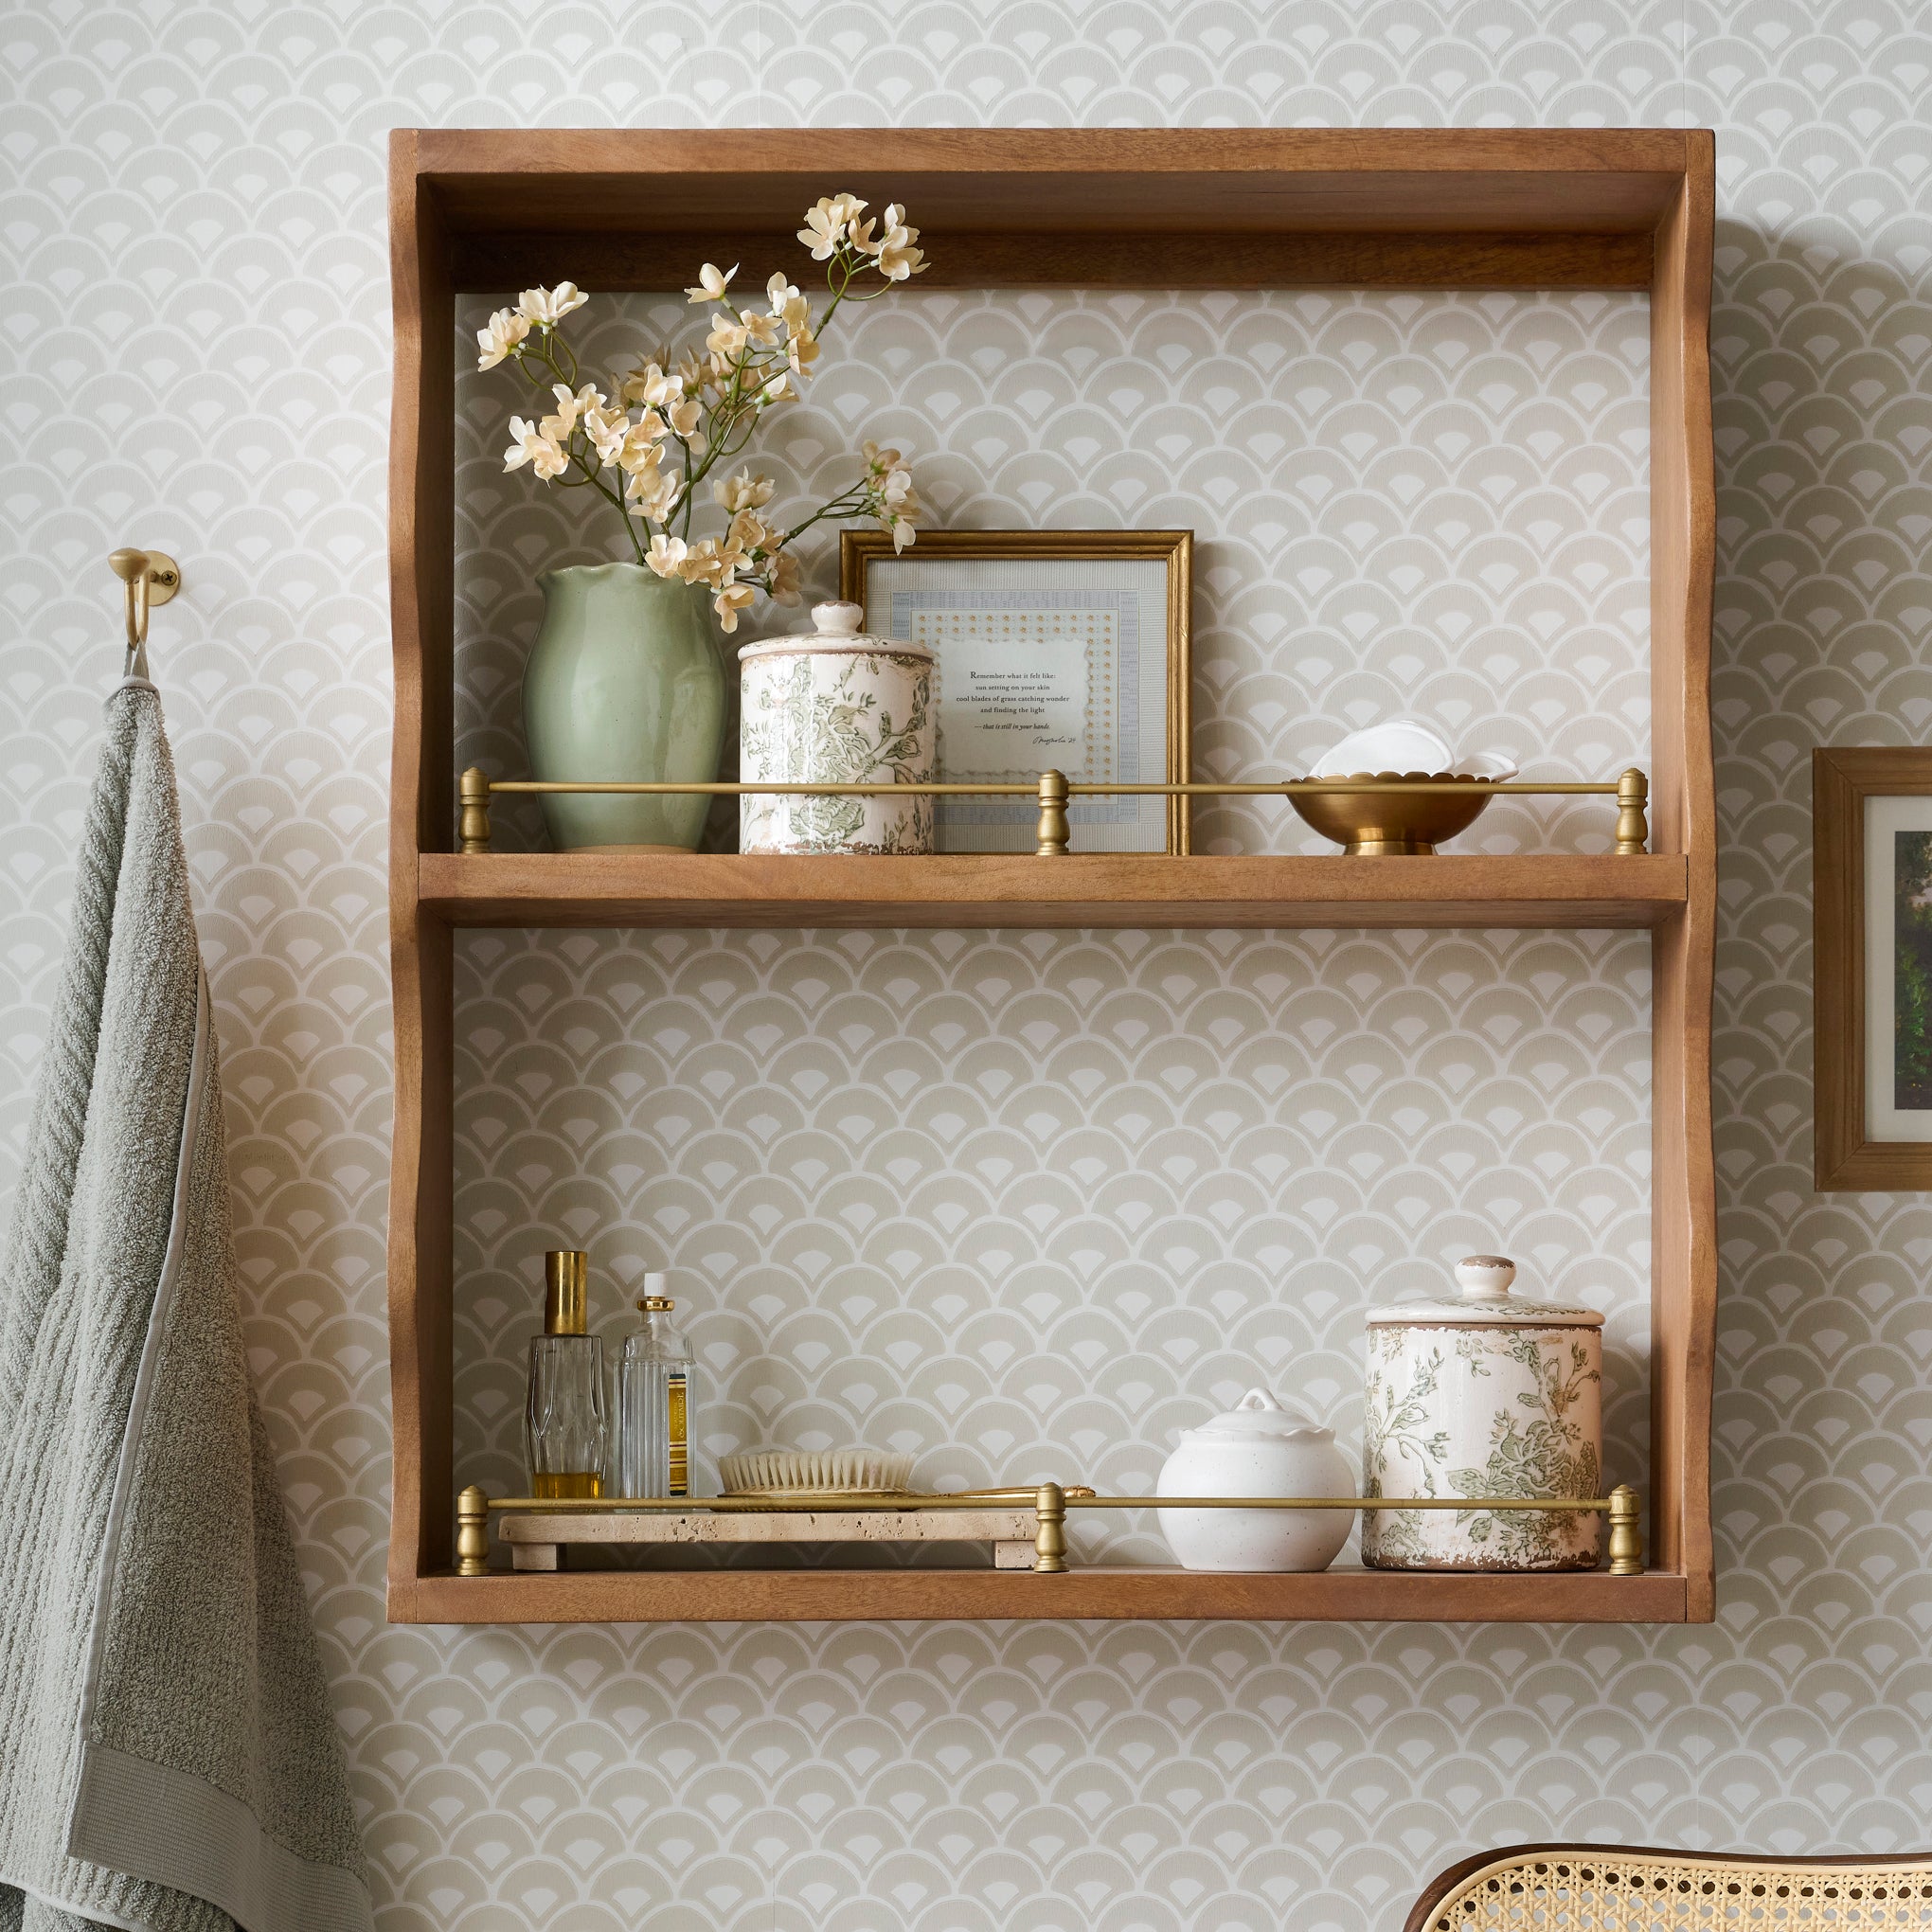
<box><xmin>456</xmin><ymin>1481</ymin><xmax>1644</xmax><ymax>1579</ymax></box>
<box><xmin>456</xmin><ymin>767</ymin><xmax>1652</xmax><ymax>858</ymax></box>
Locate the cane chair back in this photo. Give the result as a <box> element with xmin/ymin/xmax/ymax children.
<box><xmin>1405</xmin><ymin>1844</ymin><xmax>1932</xmax><ymax>1931</ymax></box>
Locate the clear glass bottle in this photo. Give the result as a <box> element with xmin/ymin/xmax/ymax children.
<box><xmin>525</xmin><ymin>1249</ymin><xmax>607</xmax><ymax>1499</ymax></box>
<box><xmin>617</xmin><ymin>1275</ymin><xmax>694</xmax><ymax>1498</ymax></box>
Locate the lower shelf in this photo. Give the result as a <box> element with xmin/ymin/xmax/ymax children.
<box><xmin>391</xmin><ymin>1565</ymin><xmax>1690</xmax><ymax>1625</ymax></box>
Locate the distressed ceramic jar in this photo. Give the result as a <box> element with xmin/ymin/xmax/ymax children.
<box><xmin>738</xmin><ymin>601</ymin><xmax>935</xmax><ymax>855</ymax></box>
<box><xmin>1361</xmin><ymin>1255</ymin><xmax>1604</xmax><ymax>1572</ymax></box>
<box><xmin>1155</xmin><ymin>1388</ymin><xmax>1356</xmax><ymax>1572</ymax></box>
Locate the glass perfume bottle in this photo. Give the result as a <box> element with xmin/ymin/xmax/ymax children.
<box><xmin>525</xmin><ymin>1249</ymin><xmax>607</xmax><ymax>1500</ymax></box>
<box><xmin>617</xmin><ymin>1275</ymin><xmax>694</xmax><ymax>1498</ymax></box>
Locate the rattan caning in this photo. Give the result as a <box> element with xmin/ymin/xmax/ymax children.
<box><xmin>1406</xmin><ymin>1846</ymin><xmax>1932</xmax><ymax>1930</ymax></box>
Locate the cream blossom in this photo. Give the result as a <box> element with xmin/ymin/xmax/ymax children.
<box><xmin>621</xmin><ymin>360</ymin><xmax>683</xmax><ymax>409</ymax></box>
<box><xmin>503</xmin><ymin>416</ymin><xmax>568</xmax><ymax>480</ymax></box>
<box><xmin>712</xmin><ymin>469</ymin><xmax>776</xmax><ymax>514</ymax></box>
<box><xmin>787</xmin><ymin>329</ymin><xmax>820</xmax><ymax>374</ymax></box>
<box><xmin>517</xmin><ymin>283</ymin><xmax>588</xmax><ymax>328</ymax></box>
<box><xmin>685</xmin><ymin>261</ymin><xmax>737</xmax><ymax>305</ymax></box>
<box><xmin>739</xmin><ymin>308</ymin><xmax>782</xmax><ymax>347</ymax></box>
<box><xmin>868</xmin><ymin>207</ymin><xmax>926</xmax><ymax>281</ymax></box>
<box><xmin>625</xmin><ymin>465</ymin><xmax>680</xmax><ymax>523</ymax></box>
<box><xmin>645</xmin><ymin>533</ymin><xmax>689</xmax><ymax>579</ymax></box>
<box><xmin>706</xmin><ymin>313</ymin><xmax>751</xmax><ymax>359</ymax></box>
<box><xmin>714</xmin><ymin>582</ymin><xmax>757</xmax><ymax>632</ymax></box>
<box><xmin>668</xmin><ymin>395</ymin><xmax>703</xmax><ymax>438</ymax></box>
<box><xmin>475</xmin><ymin>307</ymin><xmax>529</xmax><ymax>369</ymax></box>
<box><xmin>796</xmin><ymin>192</ymin><xmax>867</xmax><ymax>259</ymax></box>
<box><xmin>767</xmin><ymin>549</ymin><xmax>803</xmax><ymax>604</ymax></box>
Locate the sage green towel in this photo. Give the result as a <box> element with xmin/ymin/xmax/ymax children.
<box><xmin>0</xmin><ymin>680</ymin><xmax>372</xmax><ymax>1932</ymax></box>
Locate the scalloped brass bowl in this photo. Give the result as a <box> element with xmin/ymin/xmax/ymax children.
<box><xmin>1290</xmin><ymin>770</ymin><xmax>1499</xmax><ymax>855</ymax></box>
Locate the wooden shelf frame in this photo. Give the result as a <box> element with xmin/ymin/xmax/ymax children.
<box><xmin>387</xmin><ymin>127</ymin><xmax>1716</xmax><ymax>1627</ymax></box>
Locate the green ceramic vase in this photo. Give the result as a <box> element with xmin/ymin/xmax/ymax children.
<box><xmin>521</xmin><ymin>564</ymin><xmax>725</xmax><ymax>851</ymax></box>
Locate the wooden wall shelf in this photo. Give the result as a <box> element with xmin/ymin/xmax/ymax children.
<box><xmin>387</xmin><ymin>126</ymin><xmax>1716</xmax><ymax>1629</ymax></box>
<box><xmin>419</xmin><ymin>851</ymin><xmax>1690</xmax><ymax>931</ymax></box>
<box><xmin>392</xmin><ymin>1565</ymin><xmax>1690</xmax><ymax>1626</ymax></box>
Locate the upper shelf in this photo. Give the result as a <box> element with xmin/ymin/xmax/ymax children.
<box><xmin>418</xmin><ymin>851</ymin><xmax>1690</xmax><ymax>931</ymax></box>
<box><xmin>401</xmin><ymin>126</ymin><xmax>1703</xmax><ymax>293</ymax></box>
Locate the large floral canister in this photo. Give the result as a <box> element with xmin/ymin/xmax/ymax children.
<box><xmin>1362</xmin><ymin>1256</ymin><xmax>1604</xmax><ymax>1572</ymax></box>
<box><xmin>738</xmin><ymin>601</ymin><xmax>935</xmax><ymax>854</ymax></box>
<box><xmin>1156</xmin><ymin>1388</ymin><xmax>1356</xmax><ymax>1572</ymax></box>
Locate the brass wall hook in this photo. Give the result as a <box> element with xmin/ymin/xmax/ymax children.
<box><xmin>109</xmin><ymin>546</ymin><xmax>181</xmax><ymax>675</ymax></box>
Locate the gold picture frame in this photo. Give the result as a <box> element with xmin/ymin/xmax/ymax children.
<box><xmin>1813</xmin><ymin>745</ymin><xmax>1932</xmax><ymax>1189</ymax></box>
<box><xmin>840</xmin><ymin>528</ymin><xmax>1193</xmax><ymax>854</ymax></box>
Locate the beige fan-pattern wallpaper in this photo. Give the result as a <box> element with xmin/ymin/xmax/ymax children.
<box><xmin>3</xmin><ymin>4</ymin><xmax>1930</xmax><ymax>1930</ymax></box>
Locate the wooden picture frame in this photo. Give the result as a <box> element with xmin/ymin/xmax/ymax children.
<box><xmin>1814</xmin><ymin>746</ymin><xmax>1932</xmax><ymax>1189</ymax></box>
<box><xmin>840</xmin><ymin>528</ymin><xmax>1193</xmax><ymax>853</ymax></box>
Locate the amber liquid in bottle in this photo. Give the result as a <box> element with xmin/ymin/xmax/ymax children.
<box><xmin>530</xmin><ymin>1470</ymin><xmax>603</xmax><ymax>1501</ymax></box>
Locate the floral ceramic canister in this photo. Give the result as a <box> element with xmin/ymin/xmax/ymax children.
<box><xmin>1155</xmin><ymin>1389</ymin><xmax>1356</xmax><ymax>1572</ymax></box>
<box><xmin>738</xmin><ymin>601</ymin><xmax>935</xmax><ymax>854</ymax></box>
<box><xmin>1361</xmin><ymin>1255</ymin><xmax>1604</xmax><ymax>1572</ymax></box>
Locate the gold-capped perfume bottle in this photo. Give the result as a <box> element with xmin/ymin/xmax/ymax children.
<box><xmin>617</xmin><ymin>1274</ymin><xmax>694</xmax><ymax>1498</ymax></box>
<box><xmin>525</xmin><ymin>1249</ymin><xmax>607</xmax><ymax>1499</ymax></box>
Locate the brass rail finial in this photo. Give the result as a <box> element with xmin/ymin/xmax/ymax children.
<box><xmin>456</xmin><ymin>1484</ymin><xmax>491</xmax><ymax>1576</ymax></box>
<box><xmin>458</xmin><ymin>767</ymin><xmax>493</xmax><ymax>852</ymax></box>
<box><xmin>1033</xmin><ymin>1481</ymin><xmax>1067</xmax><ymax>1571</ymax></box>
<box><xmin>1606</xmin><ymin>1483</ymin><xmax>1643</xmax><ymax>1574</ymax></box>
<box><xmin>1035</xmin><ymin>770</ymin><xmax>1070</xmax><ymax>856</ymax></box>
<box><xmin>1614</xmin><ymin>768</ymin><xmax>1649</xmax><ymax>855</ymax></box>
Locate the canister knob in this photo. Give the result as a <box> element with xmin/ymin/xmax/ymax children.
<box><xmin>1454</xmin><ymin>1254</ymin><xmax>1516</xmax><ymax>1300</ymax></box>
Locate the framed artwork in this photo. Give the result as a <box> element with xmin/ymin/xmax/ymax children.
<box><xmin>840</xmin><ymin>528</ymin><xmax>1193</xmax><ymax>853</ymax></box>
<box><xmin>1814</xmin><ymin>746</ymin><xmax>1932</xmax><ymax>1189</ymax></box>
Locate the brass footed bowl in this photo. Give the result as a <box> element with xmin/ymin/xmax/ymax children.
<box><xmin>1290</xmin><ymin>770</ymin><xmax>1499</xmax><ymax>855</ymax></box>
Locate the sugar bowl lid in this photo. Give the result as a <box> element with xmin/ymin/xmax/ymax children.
<box><xmin>1365</xmin><ymin>1255</ymin><xmax>1604</xmax><ymax>1329</ymax></box>
<box><xmin>738</xmin><ymin>599</ymin><xmax>933</xmax><ymax>662</ymax></box>
<box><xmin>1180</xmin><ymin>1387</ymin><xmax>1337</xmax><ymax>1442</ymax></box>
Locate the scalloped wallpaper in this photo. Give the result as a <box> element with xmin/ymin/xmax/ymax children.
<box><xmin>4</xmin><ymin>7</ymin><xmax>1930</xmax><ymax>1932</ymax></box>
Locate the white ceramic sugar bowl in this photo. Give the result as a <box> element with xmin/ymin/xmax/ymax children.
<box><xmin>738</xmin><ymin>601</ymin><xmax>935</xmax><ymax>855</ymax></box>
<box><xmin>1362</xmin><ymin>1255</ymin><xmax>1605</xmax><ymax>1572</ymax></box>
<box><xmin>1155</xmin><ymin>1389</ymin><xmax>1356</xmax><ymax>1572</ymax></box>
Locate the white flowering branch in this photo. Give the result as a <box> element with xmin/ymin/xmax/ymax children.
<box><xmin>474</xmin><ymin>193</ymin><xmax>928</xmax><ymax>632</ymax></box>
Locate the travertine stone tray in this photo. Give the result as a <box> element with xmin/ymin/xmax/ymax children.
<box><xmin>501</xmin><ymin>1507</ymin><xmax>1040</xmax><ymax>1572</ymax></box>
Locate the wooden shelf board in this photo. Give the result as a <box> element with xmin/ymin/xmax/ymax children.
<box><xmin>392</xmin><ymin>1564</ymin><xmax>1690</xmax><ymax>1626</ymax></box>
<box><xmin>414</xmin><ymin>127</ymin><xmax>1690</xmax><ymax>235</ymax></box>
<box><xmin>419</xmin><ymin>851</ymin><xmax>1689</xmax><ymax>930</ymax></box>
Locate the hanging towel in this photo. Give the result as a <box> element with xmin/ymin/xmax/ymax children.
<box><xmin>0</xmin><ymin>679</ymin><xmax>373</xmax><ymax>1932</ymax></box>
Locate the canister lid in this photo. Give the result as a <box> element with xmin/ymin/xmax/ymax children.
<box><xmin>1365</xmin><ymin>1255</ymin><xmax>1603</xmax><ymax>1329</ymax></box>
<box><xmin>1179</xmin><ymin>1387</ymin><xmax>1336</xmax><ymax>1443</ymax></box>
<box><xmin>737</xmin><ymin>599</ymin><xmax>933</xmax><ymax>663</ymax></box>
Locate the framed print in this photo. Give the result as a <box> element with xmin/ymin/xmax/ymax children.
<box><xmin>1814</xmin><ymin>746</ymin><xmax>1932</xmax><ymax>1189</ymax></box>
<box><xmin>840</xmin><ymin>529</ymin><xmax>1192</xmax><ymax>853</ymax></box>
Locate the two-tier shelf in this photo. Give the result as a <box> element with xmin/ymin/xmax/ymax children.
<box><xmin>386</xmin><ymin>126</ymin><xmax>1715</xmax><ymax>1626</ymax></box>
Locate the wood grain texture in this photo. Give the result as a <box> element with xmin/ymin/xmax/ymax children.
<box><xmin>417</xmin><ymin>851</ymin><xmax>1690</xmax><ymax>930</ymax></box>
<box><xmin>452</xmin><ymin>228</ymin><xmax>1655</xmax><ymax>295</ymax></box>
<box><xmin>391</xmin><ymin>1565</ymin><xmax>1689</xmax><ymax>1626</ymax></box>
<box><xmin>386</xmin><ymin>131</ymin><xmax>457</xmax><ymax>1595</ymax></box>
<box><xmin>1813</xmin><ymin>746</ymin><xmax>1932</xmax><ymax>1190</ymax></box>
<box><xmin>1644</xmin><ymin>135</ymin><xmax>1718</xmax><ymax>1619</ymax></box>
<box><xmin>412</xmin><ymin>126</ymin><xmax>1690</xmax><ymax>235</ymax></box>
